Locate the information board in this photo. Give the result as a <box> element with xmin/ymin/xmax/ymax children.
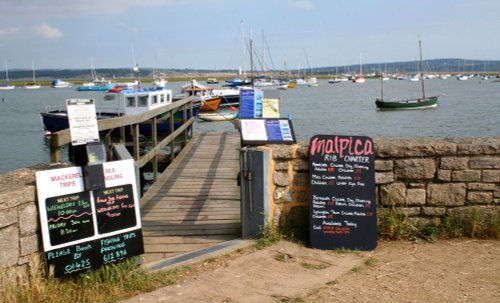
<box><xmin>240</xmin><ymin>118</ymin><xmax>296</xmax><ymax>146</ymax></box>
<box><xmin>66</xmin><ymin>99</ymin><xmax>99</xmax><ymax>146</ymax></box>
<box><xmin>240</xmin><ymin>88</ymin><xmax>263</xmax><ymax>118</ymax></box>
<box><xmin>35</xmin><ymin>159</ymin><xmax>144</xmax><ymax>276</ymax></box>
<box><xmin>309</xmin><ymin>135</ymin><xmax>377</xmax><ymax>250</ymax></box>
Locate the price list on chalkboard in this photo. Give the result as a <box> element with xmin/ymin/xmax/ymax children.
<box><xmin>309</xmin><ymin>135</ymin><xmax>377</xmax><ymax>251</ymax></box>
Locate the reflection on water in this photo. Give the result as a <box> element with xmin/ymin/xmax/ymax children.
<box><xmin>0</xmin><ymin>78</ymin><xmax>499</xmax><ymax>174</ymax></box>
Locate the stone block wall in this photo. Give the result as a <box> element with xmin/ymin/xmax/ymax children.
<box><xmin>265</xmin><ymin>137</ymin><xmax>500</xmax><ymax>231</ymax></box>
<box><xmin>0</xmin><ymin>138</ymin><xmax>499</xmax><ymax>281</ymax></box>
<box><xmin>0</xmin><ymin>164</ymin><xmax>71</xmax><ymax>284</ymax></box>
<box><xmin>0</xmin><ymin>167</ymin><xmax>43</xmax><ymax>283</ymax></box>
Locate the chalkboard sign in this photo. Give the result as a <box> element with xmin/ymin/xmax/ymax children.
<box><xmin>94</xmin><ymin>184</ymin><xmax>137</xmax><ymax>234</ymax></box>
<box><xmin>45</xmin><ymin>191</ymin><xmax>94</xmax><ymax>246</ymax></box>
<box><xmin>309</xmin><ymin>135</ymin><xmax>377</xmax><ymax>250</ymax></box>
<box><xmin>36</xmin><ymin>159</ymin><xmax>144</xmax><ymax>277</ymax></box>
<box><xmin>45</xmin><ymin>229</ymin><xmax>144</xmax><ymax>277</ymax></box>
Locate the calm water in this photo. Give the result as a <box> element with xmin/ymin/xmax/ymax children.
<box><xmin>0</xmin><ymin>78</ymin><xmax>498</xmax><ymax>174</ymax></box>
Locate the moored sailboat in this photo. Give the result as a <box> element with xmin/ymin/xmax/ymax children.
<box><xmin>24</xmin><ymin>60</ymin><xmax>41</xmax><ymax>89</ymax></box>
<box><xmin>375</xmin><ymin>35</ymin><xmax>438</xmax><ymax>110</ymax></box>
<box><xmin>0</xmin><ymin>60</ymin><xmax>15</xmax><ymax>90</ymax></box>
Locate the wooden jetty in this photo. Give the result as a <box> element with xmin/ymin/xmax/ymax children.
<box><xmin>139</xmin><ymin>132</ymin><xmax>242</xmax><ymax>266</ymax></box>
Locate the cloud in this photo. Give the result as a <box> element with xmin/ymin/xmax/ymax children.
<box><xmin>34</xmin><ymin>23</ymin><xmax>64</xmax><ymax>39</ymax></box>
<box><xmin>0</xmin><ymin>27</ymin><xmax>19</xmax><ymax>37</ymax></box>
<box><xmin>291</xmin><ymin>0</ymin><xmax>315</xmax><ymax>10</ymax></box>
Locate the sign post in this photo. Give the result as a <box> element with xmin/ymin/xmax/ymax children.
<box><xmin>308</xmin><ymin>135</ymin><xmax>377</xmax><ymax>250</ymax></box>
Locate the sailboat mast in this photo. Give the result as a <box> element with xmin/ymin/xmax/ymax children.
<box><xmin>419</xmin><ymin>35</ymin><xmax>426</xmax><ymax>99</ymax></box>
<box><xmin>249</xmin><ymin>30</ymin><xmax>254</xmax><ymax>87</ymax></box>
<box><xmin>31</xmin><ymin>60</ymin><xmax>36</xmax><ymax>82</ymax></box>
<box><xmin>240</xmin><ymin>21</ymin><xmax>246</xmax><ymax>79</ymax></box>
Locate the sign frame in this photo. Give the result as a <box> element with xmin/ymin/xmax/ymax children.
<box><xmin>66</xmin><ymin>99</ymin><xmax>100</xmax><ymax>146</ymax></box>
<box><xmin>308</xmin><ymin>134</ymin><xmax>377</xmax><ymax>251</ymax></box>
<box><xmin>35</xmin><ymin>159</ymin><xmax>144</xmax><ymax>276</ymax></box>
<box><xmin>239</xmin><ymin>118</ymin><xmax>296</xmax><ymax>146</ymax></box>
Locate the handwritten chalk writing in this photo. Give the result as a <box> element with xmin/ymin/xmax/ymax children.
<box><xmin>323</xmin><ymin>154</ymin><xmax>338</xmax><ymax>161</ymax></box>
<box><xmin>96</xmin><ymin>205</ymin><xmax>120</xmax><ymax>213</ymax></box>
<box><xmin>309</xmin><ymin>135</ymin><xmax>377</xmax><ymax>250</ymax></box>
<box><xmin>310</xmin><ymin>136</ymin><xmax>374</xmax><ymax>158</ymax></box>
<box><xmin>100</xmin><ymin>242</ymin><xmax>126</xmax><ymax>254</ymax></box>
<box><xmin>47</xmin><ymin>201</ymin><xmax>75</xmax><ymax>212</ymax></box>
<box><xmin>311</xmin><ymin>180</ymin><xmax>327</xmax><ymax>185</ymax></box>
<box><xmin>344</xmin><ymin>221</ymin><xmax>358</xmax><ymax>228</ymax></box>
<box><xmin>344</xmin><ymin>156</ymin><xmax>370</xmax><ymax>163</ymax></box>
<box><xmin>47</xmin><ymin>248</ymin><xmax>71</xmax><ymax>260</ymax></box>
<box><xmin>64</xmin><ymin>259</ymin><xmax>91</xmax><ymax>273</ymax></box>
<box><xmin>313</xmin><ymin>163</ymin><xmax>327</xmax><ymax>168</ymax></box>
<box><xmin>322</xmin><ymin>220</ymin><xmax>342</xmax><ymax>226</ymax></box>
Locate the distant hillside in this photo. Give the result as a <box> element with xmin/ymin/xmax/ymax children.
<box><xmin>4</xmin><ymin>58</ymin><xmax>500</xmax><ymax>80</ymax></box>
<box><xmin>314</xmin><ymin>58</ymin><xmax>500</xmax><ymax>75</ymax></box>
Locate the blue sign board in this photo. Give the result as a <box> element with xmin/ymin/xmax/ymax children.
<box><xmin>240</xmin><ymin>88</ymin><xmax>263</xmax><ymax>118</ymax></box>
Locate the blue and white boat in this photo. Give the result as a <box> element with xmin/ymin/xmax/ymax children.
<box><xmin>41</xmin><ymin>87</ymin><xmax>193</xmax><ymax>134</ymax></box>
<box><xmin>77</xmin><ymin>77</ymin><xmax>115</xmax><ymax>91</ymax></box>
<box><xmin>51</xmin><ymin>79</ymin><xmax>73</xmax><ymax>88</ymax></box>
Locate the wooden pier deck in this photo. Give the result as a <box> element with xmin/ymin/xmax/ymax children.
<box><xmin>139</xmin><ymin>132</ymin><xmax>242</xmax><ymax>266</ymax></box>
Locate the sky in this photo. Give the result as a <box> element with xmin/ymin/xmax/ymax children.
<box><xmin>1</xmin><ymin>0</ymin><xmax>499</xmax><ymax>71</ymax></box>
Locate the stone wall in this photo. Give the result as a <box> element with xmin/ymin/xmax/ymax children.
<box><xmin>0</xmin><ymin>164</ymin><xmax>70</xmax><ymax>283</ymax></box>
<box><xmin>265</xmin><ymin>137</ymin><xmax>500</xmax><ymax>233</ymax></box>
<box><xmin>1</xmin><ymin>138</ymin><xmax>499</xmax><ymax>280</ymax></box>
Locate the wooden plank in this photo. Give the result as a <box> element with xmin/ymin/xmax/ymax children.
<box><xmin>139</xmin><ymin>132</ymin><xmax>242</xmax><ymax>265</ymax></box>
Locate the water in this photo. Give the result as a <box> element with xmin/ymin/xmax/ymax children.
<box><xmin>0</xmin><ymin>78</ymin><xmax>499</xmax><ymax>174</ymax></box>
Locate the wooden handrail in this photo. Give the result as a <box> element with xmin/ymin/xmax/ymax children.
<box><xmin>48</xmin><ymin>97</ymin><xmax>196</xmax><ymax>180</ymax></box>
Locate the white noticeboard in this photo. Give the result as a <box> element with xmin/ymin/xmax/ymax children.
<box><xmin>240</xmin><ymin>119</ymin><xmax>268</xmax><ymax>142</ymax></box>
<box><xmin>66</xmin><ymin>99</ymin><xmax>100</xmax><ymax>145</ymax></box>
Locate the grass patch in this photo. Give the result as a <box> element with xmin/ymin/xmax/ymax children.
<box><xmin>254</xmin><ymin>224</ymin><xmax>282</xmax><ymax>250</ymax></box>
<box><xmin>378</xmin><ymin>205</ymin><xmax>500</xmax><ymax>241</ymax></box>
<box><xmin>300</xmin><ymin>262</ymin><xmax>328</xmax><ymax>270</ymax></box>
<box><xmin>274</xmin><ymin>252</ymin><xmax>287</xmax><ymax>262</ymax></box>
<box><xmin>364</xmin><ymin>257</ymin><xmax>377</xmax><ymax>266</ymax></box>
<box><xmin>276</xmin><ymin>296</ymin><xmax>306</xmax><ymax>303</ymax></box>
<box><xmin>0</xmin><ymin>258</ymin><xmax>179</xmax><ymax>303</ymax></box>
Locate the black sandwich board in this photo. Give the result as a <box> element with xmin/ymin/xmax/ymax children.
<box><xmin>309</xmin><ymin>134</ymin><xmax>377</xmax><ymax>250</ymax></box>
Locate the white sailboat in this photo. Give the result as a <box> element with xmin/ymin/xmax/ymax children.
<box><xmin>0</xmin><ymin>60</ymin><xmax>15</xmax><ymax>90</ymax></box>
<box><xmin>25</xmin><ymin>60</ymin><xmax>41</xmax><ymax>89</ymax></box>
<box><xmin>352</xmin><ymin>53</ymin><xmax>365</xmax><ymax>83</ymax></box>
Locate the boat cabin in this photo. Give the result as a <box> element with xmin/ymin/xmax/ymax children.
<box><xmin>99</xmin><ymin>88</ymin><xmax>173</xmax><ymax>116</ymax></box>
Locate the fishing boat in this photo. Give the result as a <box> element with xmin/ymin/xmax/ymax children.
<box><xmin>176</xmin><ymin>79</ymin><xmax>238</xmax><ymax>109</ymax></box>
<box><xmin>375</xmin><ymin>35</ymin><xmax>438</xmax><ymax>110</ymax></box>
<box><xmin>40</xmin><ymin>87</ymin><xmax>195</xmax><ymax>134</ymax></box>
<box><xmin>0</xmin><ymin>60</ymin><xmax>15</xmax><ymax>90</ymax></box>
